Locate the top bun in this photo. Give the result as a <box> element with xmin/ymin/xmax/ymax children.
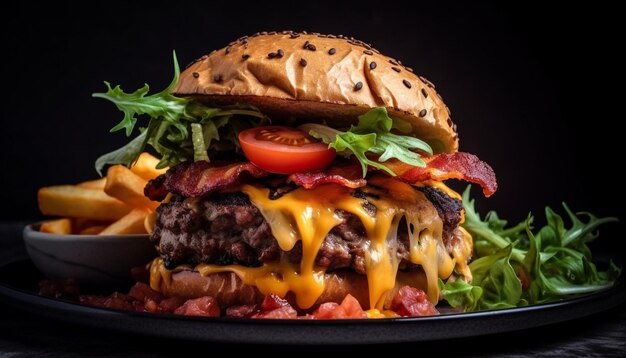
<box><xmin>175</xmin><ymin>31</ymin><xmax>458</xmax><ymax>153</ymax></box>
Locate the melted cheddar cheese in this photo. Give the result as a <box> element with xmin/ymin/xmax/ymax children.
<box><xmin>149</xmin><ymin>177</ymin><xmax>471</xmax><ymax>309</ymax></box>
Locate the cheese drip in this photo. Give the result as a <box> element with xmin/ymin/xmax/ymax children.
<box><xmin>149</xmin><ymin>178</ymin><xmax>467</xmax><ymax>309</ymax></box>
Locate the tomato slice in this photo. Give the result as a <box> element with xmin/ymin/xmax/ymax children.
<box><xmin>238</xmin><ymin>126</ymin><xmax>336</xmax><ymax>174</ymax></box>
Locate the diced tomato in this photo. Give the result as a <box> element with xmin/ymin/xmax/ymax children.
<box><xmin>128</xmin><ymin>282</ymin><xmax>164</xmax><ymax>303</ymax></box>
<box><xmin>312</xmin><ymin>294</ymin><xmax>367</xmax><ymax>319</ymax></box>
<box><xmin>259</xmin><ymin>293</ymin><xmax>290</xmax><ymax>311</ymax></box>
<box><xmin>174</xmin><ymin>297</ymin><xmax>220</xmax><ymax>317</ymax></box>
<box><xmin>390</xmin><ymin>286</ymin><xmax>439</xmax><ymax>317</ymax></box>
<box><xmin>238</xmin><ymin>126</ymin><xmax>336</xmax><ymax>174</ymax></box>
<box><xmin>226</xmin><ymin>305</ymin><xmax>258</xmax><ymax>318</ymax></box>
<box><xmin>158</xmin><ymin>297</ymin><xmax>187</xmax><ymax>313</ymax></box>
<box><xmin>252</xmin><ymin>306</ymin><xmax>298</xmax><ymax>319</ymax></box>
<box><xmin>130</xmin><ymin>265</ymin><xmax>150</xmax><ymax>283</ymax></box>
<box><xmin>38</xmin><ymin>279</ymin><xmax>80</xmax><ymax>299</ymax></box>
<box><xmin>78</xmin><ymin>295</ymin><xmax>107</xmax><ymax>307</ymax></box>
<box><xmin>103</xmin><ymin>293</ymin><xmax>134</xmax><ymax>311</ymax></box>
<box><xmin>144</xmin><ymin>299</ymin><xmax>159</xmax><ymax>312</ymax></box>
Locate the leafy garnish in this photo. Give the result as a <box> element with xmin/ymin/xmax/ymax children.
<box><xmin>299</xmin><ymin>107</ymin><xmax>433</xmax><ymax>177</ymax></box>
<box><xmin>93</xmin><ymin>51</ymin><xmax>267</xmax><ymax>175</ymax></box>
<box><xmin>439</xmin><ymin>186</ymin><xmax>620</xmax><ymax>312</ymax></box>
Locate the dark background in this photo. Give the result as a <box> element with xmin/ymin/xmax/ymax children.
<box><xmin>1</xmin><ymin>2</ymin><xmax>623</xmax><ymax>252</ymax></box>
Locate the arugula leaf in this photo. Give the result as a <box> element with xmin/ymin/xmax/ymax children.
<box><xmin>438</xmin><ymin>279</ymin><xmax>483</xmax><ymax>312</ymax></box>
<box><xmin>300</xmin><ymin>107</ymin><xmax>433</xmax><ymax>177</ymax></box>
<box><xmin>93</xmin><ymin>52</ymin><xmax>267</xmax><ymax>174</ymax></box>
<box><xmin>92</xmin><ymin>52</ymin><xmax>189</xmax><ymax>137</ymax></box>
<box><xmin>94</xmin><ymin>130</ymin><xmax>147</xmax><ymax>176</ymax></box>
<box><xmin>439</xmin><ymin>186</ymin><xmax>621</xmax><ymax>312</ymax></box>
<box><xmin>469</xmin><ymin>245</ymin><xmax>522</xmax><ymax>310</ymax></box>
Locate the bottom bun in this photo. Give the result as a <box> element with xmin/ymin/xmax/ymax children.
<box><xmin>157</xmin><ymin>269</ymin><xmax>428</xmax><ymax>310</ymax></box>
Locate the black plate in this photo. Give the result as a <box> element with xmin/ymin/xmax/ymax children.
<box><xmin>0</xmin><ymin>256</ymin><xmax>624</xmax><ymax>345</ymax></box>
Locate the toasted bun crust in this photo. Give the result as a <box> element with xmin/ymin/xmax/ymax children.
<box><xmin>158</xmin><ymin>270</ymin><xmax>427</xmax><ymax>311</ymax></box>
<box><xmin>175</xmin><ymin>31</ymin><xmax>458</xmax><ymax>153</ymax></box>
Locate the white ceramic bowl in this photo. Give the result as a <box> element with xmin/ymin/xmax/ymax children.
<box><xmin>23</xmin><ymin>222</ymin><xmax>158</xmax><ymax>286</ymax></box>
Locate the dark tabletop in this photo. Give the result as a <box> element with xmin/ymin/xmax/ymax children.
<box><xmin>1</xmin><ymin>222</ymin><xmax>625</xmax><ymax>357</ymax></box>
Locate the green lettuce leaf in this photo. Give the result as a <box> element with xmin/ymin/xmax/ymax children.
<box><xmin>300</xmin><ymin>107</ymin><xmax>433</xmax><ymax>177</ymax></box>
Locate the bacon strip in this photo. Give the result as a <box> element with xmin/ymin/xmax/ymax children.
<box><xmin>145</xmin><ymin>152</ymin><xmax>496</xmax><ymax>201</ymax></box>
<box><xmin>386</xmin><ymin>152</ymin><xmax>497</xmax><ymax>197</ymax></box>
<box><xmin>145</xmin><ymin>161</ymin><xmax>268</xmax><ymax>200</ymax></box>
<box><xmin>287</xmin><ymin>160</ymin><xmax>366</xmax><ymax>189</ymax></box>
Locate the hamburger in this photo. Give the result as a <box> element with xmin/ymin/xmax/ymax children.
<box><xmin>95</xmin><ymin>31</ymin><xmax>497</xmax><ymax>316</ymax></box>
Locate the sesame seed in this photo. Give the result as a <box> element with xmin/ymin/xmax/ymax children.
<box><xmin>391</xmin><ymin>67</ymin><xmax>401</xmax><ymax>73</ymax></box>
<box><xmin>419</xmin><ymin>109</ymin><xmax>427</xmax><ymax>117</ymax></box>
<box><xmin>268</xmin><ymin>52</ymin><xmax>277</xmax><ymax>58</ymax></box>
<box><xmin>354</xmin><ymin>81</ymin><xmax>363</xmax><ymax>91</ymax></box>
<box><xmin>403</xmin><ymin>79</ymin><xmax>412</xmax><ymax>88</ymax></box>
<box><xmin>225</xmin><ymin>46</ymin><xmax>232</xmax><ymax>54</ymax></box>
<box><xmin>268</xmin><ymin>31</ymin><xmax>277</xmax><ymax>35</ymax></box>
<box><xmin>306</xmin><ymin>43</ymin><xmax>316</xmax><ymax>51</ymax></box>
<box><xmin>209</xmin><ymin>50</ymin><xmax>216</xmax><ymax>55</ymax></box>
<box><xmin>303</xmin><ymin>40</ymin><xmax>309</xmax><ymax>49</ymax></box>
<box><xmin>447</xmin><ymin>118</ymin><xmax>453</xmax><ymax>127</ymax></box>
<box><xmin>214</xmin><ymin>74</ymin><xmax>223</xmax><ymax>83</ymax></box>
<box><xmin>300</xmin><ymin>58</ymin><xmax>307</xmax><ymax>67</ymax></box>
<box><xmin>192</xmin><ymin>72</ymin><xmax>199</xmax><ymax>78</ymax></box>
<box><xmin>405</xmin><ymin>66</ymin><xmax>414</xmax><ymax>72</ymax></box>
<box><xmin>277</xmin><ymin>49</ymin><xmax>284</xmax><ymax>58</ymax></box>
<box><xmin>290</xmin><ymin>33</ymin><xmax>300</xmax><ymax>38</ymax></box>
<box><xmin>328</xmin><ymin>48</ymin><xmax>336</xmax><ymax>55</ymax></box>
<box><xmin>242</xmin><ymin>54</ymin><xmax>250</xmax><ymax>60</ymax></box>
<box><xmin>453</xmin><ymin>124</ymin><xmax>457</xmax><ymax>131</ymax></box>
<box><xmin>363</xmin><ymin>49</ymin><xmax>373</xmax><ymax>55</ymax></box>
<box><xmin>369</xmin><ymin>62</ymin><xmax>377</xmax><ymax>70</ymax></box>
<box><xmin>389</xmin><ymin>59</ymin><xmax>398</xmax><ymax>66</ymax></box>
<box><xmin>421</xmin><ymin>88</ymin><xmax>428</xmax><ymax>98</ymax></box>
<box><xmin>260</xmin><ymin>31</ymin><xmax>268</xmax><ymax>35</ymax></box>
<box><xmin>200</xmin><ymin>55</ymin><xmax>208</xmax><ymax>60</ymax></box>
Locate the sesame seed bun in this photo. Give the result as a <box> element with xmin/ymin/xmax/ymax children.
<box><xmin>174</xmin><ymin>31</ymin><xmax>458</xmax><ymax>153</ymax></box>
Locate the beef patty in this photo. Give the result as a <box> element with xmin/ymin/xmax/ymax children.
<box><xmin>150</xmin><ymin>186</ymin><xmax>463</xmax><ymax>273</ymax></box>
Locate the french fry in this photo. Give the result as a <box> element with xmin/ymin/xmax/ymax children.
<box><xmin>99</xmin><ymin>208</ymin><xmax>149</xmax><ymax>235</ymax></box>
<box><xmin>131</xmin><ymin>153</ymin><xmax>167</xmax><ymax>181</ymax></box>
<box><xmin>76</xmin><ymin>178</ymin><xmax>107</xmax><ymax>190</ymax></box>
<box><xmin>40</xmin><ymin>218</ymin><xmax>72</xmax><ymax>234</ymax></box>
<box><xmin>38</xmin><ymin>186</ymin><xmax>132</xmax><ymax>221</ymax></box>
<box><xmin>79</xmin><ymin>225</ymin><xmax>107</xmax><ymax>235</ymax></box>
<box><xmin>144</xmin><ymin>211</ymin><xmax>157</xmax><ymax>235</ymax></box>
<box><xmin>71</xmin><ymin>218</ymin><xmax>110</xmax><ymax>234</ymax></box>
<box><xmin>105</xmin><ymin>165</ymin><xmax>160</xmax><ymax>211</ymax></box>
